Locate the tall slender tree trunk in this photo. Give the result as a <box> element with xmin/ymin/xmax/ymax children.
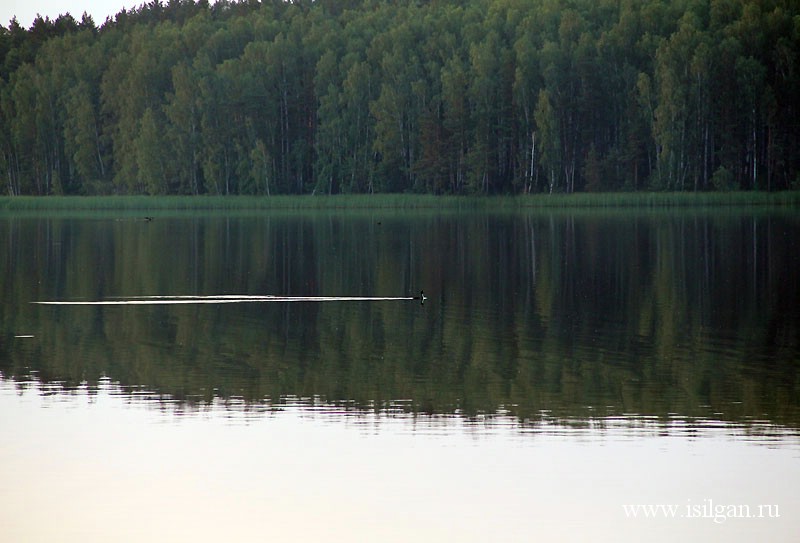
<box><xmin>528</xmin><ymin>131</ymin><xmax>536</xmax><ymax>192</ymax></box>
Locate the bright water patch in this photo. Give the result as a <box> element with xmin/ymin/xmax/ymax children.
<box><xmin>1</xmin><ymin>377</ymin><xmax>798</xmax><ymax>543</ymax></box>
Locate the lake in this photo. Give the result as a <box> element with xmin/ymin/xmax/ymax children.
<box><xmin>1</xmin><ymin>208</ymin><xmax>799</xmax><ymax>542</ymax></box>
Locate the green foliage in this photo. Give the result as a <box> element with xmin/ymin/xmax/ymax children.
<box><xmin>1</xmin><ymin>191</ymin><xmax>799</xmax><ymax>213</ymax></box>
<box><xmin>136</xmin><ymin>108</ymin><xmax>167</xmax><ymax>194</ymax></box>
<box><xmin>711</xmin><ymin>165</ymin><xmax>736</xmax><ymax>191</ymax></box>
<box><xmin>2</xmin><ymin>0</ymin><xmax>800</xmax><ymax>195</ymax></box>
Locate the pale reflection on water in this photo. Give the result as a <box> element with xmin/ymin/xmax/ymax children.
<box><xmin>2</xmin><ymin>378</ymin><xmax>798</xmax><ymax>543</ymax></box>
<box><xmin>11</xmin><ymin>375</ymin><xmax>800</xmax><ymax>443</ymax></box>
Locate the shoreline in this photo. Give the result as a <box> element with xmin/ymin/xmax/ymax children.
<box><xmin>1</xmin><ymin>192</ymin><xmax>799</xmax><ymax>212</ymax></box>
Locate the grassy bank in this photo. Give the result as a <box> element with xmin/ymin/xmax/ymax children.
<box><xmin>1</xmin><ymin>191</ymin><xmax>799</xmax><ymax>212</ymax></box>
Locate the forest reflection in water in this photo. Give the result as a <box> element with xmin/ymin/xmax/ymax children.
<box><xmin>1</xmin><ymin>208</ymin><xmax>799</xmax><ymax>436</ymax></box>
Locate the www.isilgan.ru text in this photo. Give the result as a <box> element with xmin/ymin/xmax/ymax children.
<box><xmin>622</xmin><ymin>499</ymin><xmax>780</xmax><ymax>524</ymax></box>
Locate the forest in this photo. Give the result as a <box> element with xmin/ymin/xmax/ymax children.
<box><xmin>1</xmin><ymin>0</ymin><xmax>799</xmax><ymax>196</ymax></box>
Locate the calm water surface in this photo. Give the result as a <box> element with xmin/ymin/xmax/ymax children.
<box><xmin>1</xmin><ymin>209</ymin><xmax>799</xmax><ymax>542</ymax></box>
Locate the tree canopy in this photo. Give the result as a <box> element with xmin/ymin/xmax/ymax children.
<box><xmin>1</xmin><ymin>0</ymin><xmax>799</xmax><ymax>196</ymax></box>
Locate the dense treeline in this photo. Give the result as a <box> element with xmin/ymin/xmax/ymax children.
<box><xmin>1</xmin><ymin>0</ymin><xmax>799</xmax><ymax>196</ymax></box>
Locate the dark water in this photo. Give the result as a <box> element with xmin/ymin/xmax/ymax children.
<box><xmin>1</xmin><ymin>209</ymin><xmax>799</xmax><ymax>541</ymax></box>
<box><xmin>3</xmin><ymin>210</ymin><xmax>799</xmax><ymax>429</ymax></box>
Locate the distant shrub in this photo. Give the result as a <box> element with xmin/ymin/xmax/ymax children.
<box><xmin>711</xmin><ymin>166</ymin><xmax>736</xmax><ymax>191</ymax></box>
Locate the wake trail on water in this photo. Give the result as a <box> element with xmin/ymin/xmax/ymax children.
<box><xmin>32</xmin><ymin>295</ymin><xmax>417</xmax><ymax>305</ymax></box>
